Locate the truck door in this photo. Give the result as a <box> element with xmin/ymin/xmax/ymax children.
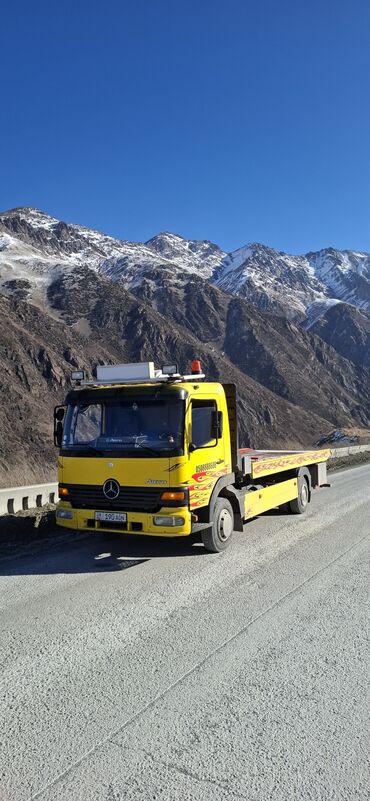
<box><xmin>187</xmin><ymin>398</ymin><xmax>227</xmax><ymax>511</ymax></box>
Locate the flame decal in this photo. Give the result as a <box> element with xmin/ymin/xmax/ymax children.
<box><xmin>189</xmin><ymin>466</ymin><xmax>230</xmax><ymax>509</ymax></box>
<box><xmin>252</xmin><ymin>449</ymin><xmax>331</xmax><ymax>476</ymax></box>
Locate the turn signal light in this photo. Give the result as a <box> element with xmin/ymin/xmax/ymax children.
<box><xmin>59</xmin><ymin>486</ymin><xmax>69</xmax><ymax>497</ymax></box>
<box><xmin>160</xmin><ymin>491</ymin><xmax>185</xmax><ymax>502</ymax></box>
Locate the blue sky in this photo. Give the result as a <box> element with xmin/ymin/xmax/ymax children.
<box><xmin>1</xmin><ymin>0</ymin><xmax>370</xmax><ymax>254</ymax></box>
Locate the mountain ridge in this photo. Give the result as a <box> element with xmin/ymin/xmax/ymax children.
<box><xmin>3</xmin><ymin>206</ymin><xmax>370</xmax><ymax>321</ymax></box>
<box><xmin>1</xmin><ymin>206</ymin><xmax>370</xmax><ymax>484</ymax></box>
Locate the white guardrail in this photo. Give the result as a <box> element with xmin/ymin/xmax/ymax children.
<box><xmin>329</xmin><ymin>444</ymin><xmax>370</xmax><ymax>458</ymax></box>
<box><xmin>0</xmin><ymin>483</ymin><xmax>58</xmax><ymax>516</ymax></box>
<box><xmin>0</xmin><ymin>444</ymin><xmax>369</xmax><ymax>517</ymax></box>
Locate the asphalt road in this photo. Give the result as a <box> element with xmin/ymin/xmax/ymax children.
<box><xmin>0</xmin><ymin>465</ymin><xmax>369</xmax><ymax>801</ymax></box>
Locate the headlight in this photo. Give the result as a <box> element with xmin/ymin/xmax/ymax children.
<box><xmin>153</xmin><ymin>516</ymin><xmax>185</xmax><ymax>527</ymax></box>
<box><xmin>56</xmin><ymin>509</ymin><xmax>74</xmax><ymax>519</ymax></box>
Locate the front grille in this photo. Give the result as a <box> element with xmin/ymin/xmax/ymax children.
<box><xmin>66</xmin><ymin>484</ymin><xmax>164</xmax><ymax>512</ymax></box>
<box><xmin>98</xmin><ymin>521</ymin><xmax>128</xmax><ymax>530</ymax></box>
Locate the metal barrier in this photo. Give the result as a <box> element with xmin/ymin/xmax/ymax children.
<box><xmin>0</xmin><ymin>483</ymin><xmax>58</xmax><ymax>516</ymax></box>
<box><xmin>329</xmin><ymin>444</ymin><xmax>370</xmax><ymax>458</ymax></box>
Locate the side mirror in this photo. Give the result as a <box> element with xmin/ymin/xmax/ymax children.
<box><xmin>54</xmin><ymin>406</ymin><xmax>66</xmax><ymax>447</ymax></box>
<box><xmin>189</xmin><ymin>442</ymin><xmax>197</xmax><ymax>453</ymax></box>
<box><xmin>211</xmin><ymin>410</ymin><xmax>223</xmax><ymax>440</ymax></box>
<box><xmin>55</xmin><ymin>421</ymin><xmax>63</xmax><ymax>448</ymax></box>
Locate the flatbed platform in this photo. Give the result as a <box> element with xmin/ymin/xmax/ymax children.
<box><xmin>239</xmin><ymin>448</ymin><xmax>331</xmax><ymax>479</ymax></box>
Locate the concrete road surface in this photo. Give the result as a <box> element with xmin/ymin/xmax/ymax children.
<box><xmin>0</xmin><ymin>465</ymin><xmax>369</xmax><ymax>801</ymax></box>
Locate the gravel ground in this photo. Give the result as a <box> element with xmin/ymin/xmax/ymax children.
<box><xmin>0</xmin><ymin>464</ymin><xmax>368</xmax><ymax>801</ymax></box>
<box><xmin>0</xmin><ymin>505</ymin><xmax>87</xmax><ymax>560</ymax></box>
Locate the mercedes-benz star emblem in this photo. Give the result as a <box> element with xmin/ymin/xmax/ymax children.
<box><xmin>103</xmin><ymin>478</ymin><xmax>120</xmax><ymax>500</ymax></box>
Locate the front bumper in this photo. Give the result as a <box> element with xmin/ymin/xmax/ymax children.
<box><xmin>56</xmin><ymin>502</ymin><xmax>192</xmax><ymax>538</ymax></box>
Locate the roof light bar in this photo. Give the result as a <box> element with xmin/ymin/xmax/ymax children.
<box><xmin>71</xmin><ymin>370</ymin><xmax>86</xmax><ymax>382</ymax></box>
<box><xmin>97</xmin><ymin>362</ymin><xmax>155</xmax><ymax>381</ymax></box>
<box><xmin>72</xmin><ymin>360</ymin><xmax>205</xmax><ymax>387</ymax></box>
<box><xmin>162</xmin><ymin>364</ymin><xmax>178</xmax><ymax>376</ymax></box>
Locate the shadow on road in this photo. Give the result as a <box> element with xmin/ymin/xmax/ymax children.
<box><xmin>0</xmin><ymin>503</ymin><xmax>290</xmax><ymax>577</ymax></box>
<box><xmin>0</xmin><ymin>528</ymin><xmax>208</xmax><ymax>577</ymax></box>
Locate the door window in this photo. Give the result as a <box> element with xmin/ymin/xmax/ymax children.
<box><xmin>191</xmin><ymin>401</ymin><xmax>216</xmax><ymax>448</ymax></box>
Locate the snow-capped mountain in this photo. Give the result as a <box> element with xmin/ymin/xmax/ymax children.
<box><xmin>306</xmin><ymin>248</ymin><xmax>370</xmax><ymax>311</ymax></box>
<box><xmin>2</xmin><ymin>207</ymin><xmax>370</xmax><ymax>326</ymax></box>
<box><xmin>213</xmin><ymin>243</ymin><xmax>370</xmax><ymax>320</ymax></box>
<box><xmin>99</xmin><ymin>232</ymin><xmax>224</xmax><ymax>292</ymax></box>
<box><xmin>0</xmin><ymin>208</ymin><xmax>225</xmax><ymax>304</ymax></box>
<box><xmin>0</xmin><ymin>207</ymin><xmax>129</xmax><ymax>304</ymax></box>
<box><xmin>212</xmin><ymin>243</ymin><xmax>325</xmax><ymax>317</ymax></box>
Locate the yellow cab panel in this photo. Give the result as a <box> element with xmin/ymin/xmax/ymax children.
<box><xmin>56</xmin><ymin>375</ymin><xmax>231</xmax><ymax>538</ymax></box>
<box><xmin>56</xmin><ymin>378</ymin><xmax>192</xmax><ymax>537</ymax></box>
<box><xmin>167</xmin><ymin>383</ymin><xmax>232</xmax><ymax>511</ymax></box>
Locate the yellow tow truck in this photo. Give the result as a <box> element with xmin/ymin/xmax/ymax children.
<box><xmin>54</xmin><ymin>360</ymin><xmax>330</xmax><ymax>552</ymax></box>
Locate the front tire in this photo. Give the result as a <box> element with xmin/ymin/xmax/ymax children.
<box><xmin>290</xmin><ymin>476</ymin><xmax>309</xmax><ymax>514</ymax></box>
<box><xmin>201</xmin><ymin>497</ymin><xmax>234</xmax><ymax>552</ymax></box>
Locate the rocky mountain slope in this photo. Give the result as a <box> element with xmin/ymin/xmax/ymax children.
<box><xmin>0</xmin><ymin>279</ymin><xmax>334</xmax><ymax>486</ymax></box>
<box><xmin>310</xmin><ymin>302</ymin><xmax>370</xmax><ymax>371</ymax></box>
<box><xmin>1</xmin><ymin>206</ymin><xmax>370</xmax><ymax>485</ymax></box>
<box><xmin>213</xmin><ymin>244</ymin><xmax>323</xmax><ymax>317</ymax></box>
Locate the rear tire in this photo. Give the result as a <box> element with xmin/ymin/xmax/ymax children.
<box><xmin>290</xmin><ymin>476</ymin><xmax>309</xmax><ymax>514</ymax></box>
<box><xmin>201</xmin><ymin>497</ymin><xmax>234</xmax><ymax>552</ymax></box>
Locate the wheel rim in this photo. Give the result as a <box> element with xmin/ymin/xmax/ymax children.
<box><xmin>218</xmin><ymin>508</ymin><xmax>233</xmax><ymax>541</ymax></box>
<box><xmin>300</xmin><ymin>481</ymin><xmax>308</xmax><ymax>507</ymax></box>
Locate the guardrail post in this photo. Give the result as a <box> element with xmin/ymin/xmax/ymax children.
<box><xmin>0</xmin><ymin>483</ymin><xmax>58</xmax><ymax>516</ymax></box>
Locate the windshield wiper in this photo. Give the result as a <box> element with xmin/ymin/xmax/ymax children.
<box><xmin>134</xmin><ymin>442</ymin><xmax>162</xmax><ymax>456</ymax></box>
<box><xmin>65</xmin><ymin>442</ymin><xmax>168</xmax><ymax>457</ymax></box>
<box><xmin>68</xmin><ymin>444</ymin><xmax>106</xmax><ymax>455</ymax></box>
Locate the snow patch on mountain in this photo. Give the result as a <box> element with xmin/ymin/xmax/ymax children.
<box><xmin>0</xmin><ymin>228</ymin><xmax>62</xmax><ymax>298</ymax></box>
<box><xmin>216</xmin><ymin>245</ymin><xmax>254</xmax><ymax>277</ymax></box>
<box><xmin>303</xmin><ymin>298</ymin><xmax>343</xmax><ymax>329</ymax></box>
<box><xmin>4</xmin><ymin>207</ymin><xmax>61</xmax><ymax>232</ymax></box>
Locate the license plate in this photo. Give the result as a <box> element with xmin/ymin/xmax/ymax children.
<box><xmin>95</xmin><ymin>512</ymin><xmax>127</xmax><ymax>523</ymax></box>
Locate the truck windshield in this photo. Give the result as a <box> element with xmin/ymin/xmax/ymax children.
<box><xmin>62</xmin><ymin>398</ymin><xmax>184</xmax><ymax>456</ymax></box>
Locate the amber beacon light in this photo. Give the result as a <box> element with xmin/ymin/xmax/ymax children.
<box><xmin>191</xmin><ymin>359</ymin><xmax>202</xmax><ymax>375</ymax></box>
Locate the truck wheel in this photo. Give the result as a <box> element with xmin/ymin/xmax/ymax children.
<box><xmin>202</xmin><ymin>498</ymin><xmax>234</xmax><ymax>552</ymax></box>
<box><xmin>290</xmin><ymin>476</ymin><xmax>309</xmax><ymax>514</ymax></box>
